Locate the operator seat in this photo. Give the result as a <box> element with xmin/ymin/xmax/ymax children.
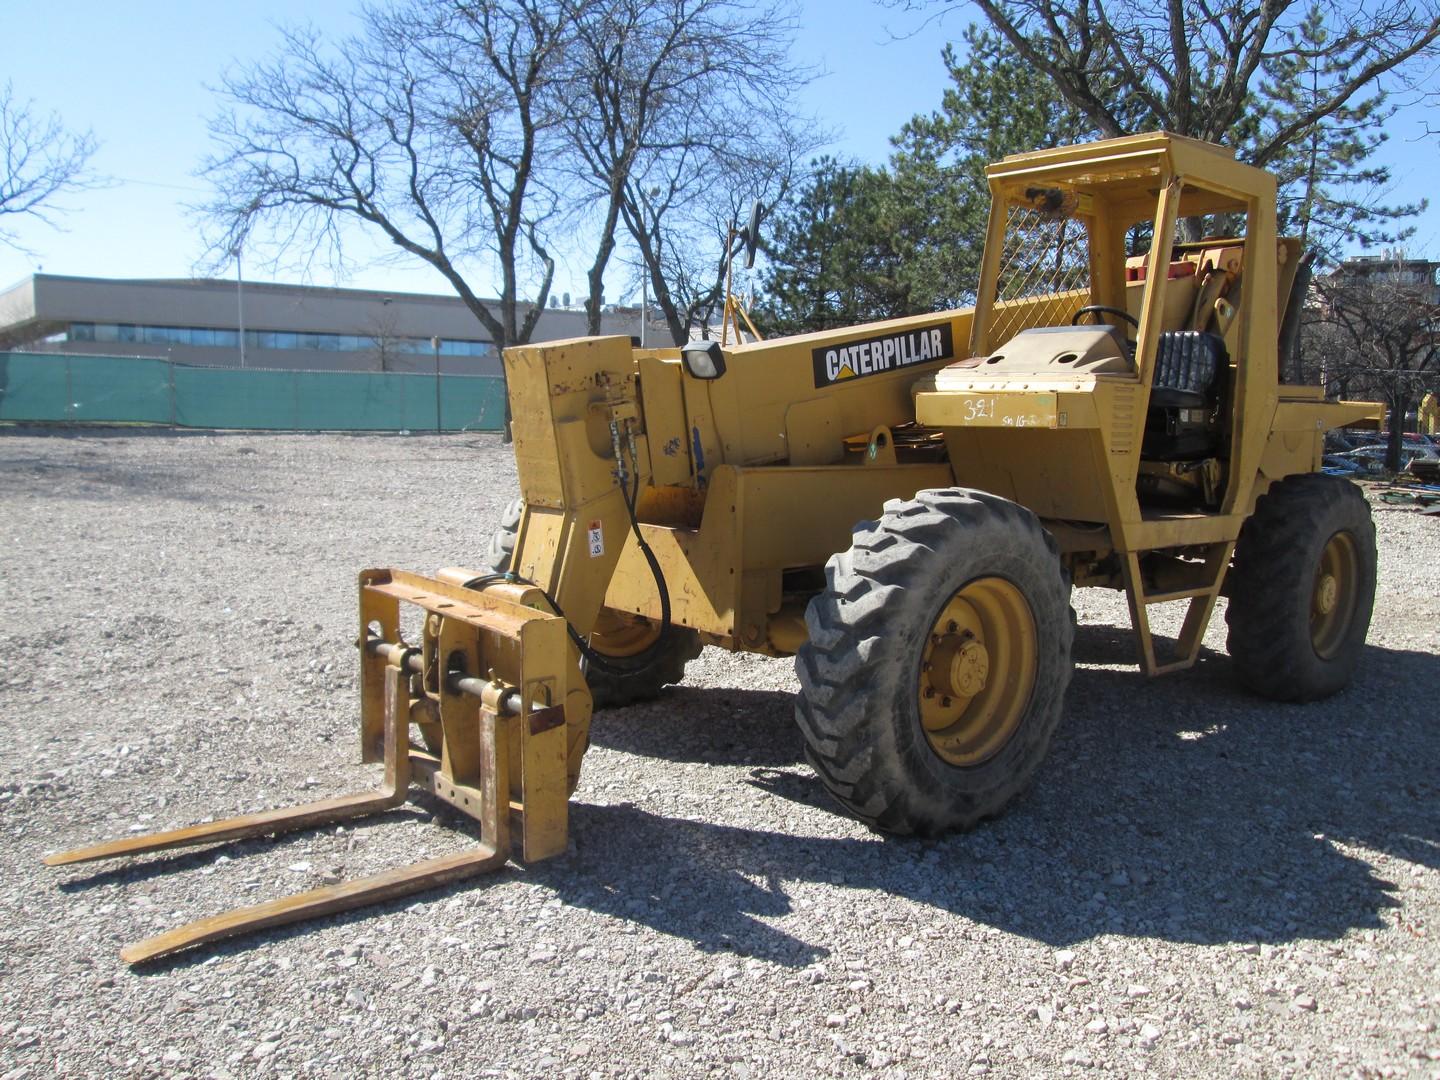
<box><xmin>1142</xmin><ymin>330</ymin><xmax>1227</xmax><ymax>460</ymax></box>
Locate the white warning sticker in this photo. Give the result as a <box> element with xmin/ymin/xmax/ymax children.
<box><xmin>587</xmin><ymin>519</ymin><xmax>604</xmax><ymax>558</ymax></box>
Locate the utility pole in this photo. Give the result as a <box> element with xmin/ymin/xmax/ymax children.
<box><xmin>235</xmin><ymin>246</ymin><xmax>247</xmax><ymax>368</ymax></box>
<box><xmin>431</xmin><ymin>336</ymin><xmax>442</xmax><ymax>435</ymax></box>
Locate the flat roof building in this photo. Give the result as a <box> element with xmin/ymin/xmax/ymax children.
<box><xmin>0</xmin><ymin>274</ymin><xmax>641</xmax><ymax>375</ymax></box>
<box><xmin>1322</xmin><ymin>253</ymin><xmax>1440</xmax><ymax>307</ymax></box>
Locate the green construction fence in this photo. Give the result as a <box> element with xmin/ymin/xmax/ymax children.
<box><xmin>0</xmin><ymin>351</ymin><xmax>506</xmax><ymax>432</ymax></box>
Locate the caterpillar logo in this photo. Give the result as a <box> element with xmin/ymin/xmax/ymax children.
<box><xmin>812</xmin><ymin>322</ymin><xmax>955</xmax><ymax>389</ymax></box>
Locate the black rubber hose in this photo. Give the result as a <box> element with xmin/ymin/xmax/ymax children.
<box><xmin>464</xmin><ymin>466</ymin><xmax>674</xmax><ymax>677</ymax></box>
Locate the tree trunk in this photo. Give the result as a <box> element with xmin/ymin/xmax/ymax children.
<box><xmin>1387</xmin><ymin>393</ymin><xmax>1409</xmax><ymax>472</ymax></box>
<box><xmin>584</xmin><ymin>191</ymin><xmax>624</xmax><ymax>336</ymax></box>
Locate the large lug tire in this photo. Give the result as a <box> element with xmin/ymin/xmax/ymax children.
<box><xmin>794</xmin><ymin>488</ymin><xmax>1074</xmax><ymax>835</ymax></box>
<box><xmin>485</xmin><ymin>497</ymin><xmax>701</xmax><ymax>709</ymax></box>
<box><xmin>1225</xmin><ymin>474</ymin><xmax>1376</xmax><ymax>702</ymax></box>
<box><xmin>581</xmin><ymin>619</ymin><xmax>704</xmax><ymax>709</ymax></box>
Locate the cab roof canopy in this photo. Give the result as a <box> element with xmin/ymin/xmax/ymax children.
<box><xmin>986</xmin><ymin>131</ymin><xmax>1273</xmax><ymax>221</ymax></box>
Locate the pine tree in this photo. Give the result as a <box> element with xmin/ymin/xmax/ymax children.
<box><xmin>888</xmin><ymin>29</ymin><xmax>1109</xmax><ymax>303</ymax></box>
<box><xmin>760</xmin><ymin>28</ymin><xmax>1103</xmax><ymax>332</ymax></box>
<box><xmin>1261</xmin><ymin>4</ymin><xmax>1425</xmax><ymax>265</ymax></box>
<box><xmin>757</xmin><ymin>158</ymin><xmax>906</xmax><ymax>334</ymax></box>
<box><xmin>761</xmin><ymin>12</ymin><xmax>1426</xmax><ymax>339</ymax></box>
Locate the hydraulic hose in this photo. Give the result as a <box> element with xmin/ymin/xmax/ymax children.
<box><xmin>468</xmin><ymin>436</ymin><xmax>674</xmax><ymax>677</ymax></box>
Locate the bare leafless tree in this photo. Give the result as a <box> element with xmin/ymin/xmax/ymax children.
<box><xmin>0</xmin><ymin>82</ymin><xmax>99</xmax><ymax>252</ymax></box>
<box><xmin>200</xmin><ymin>0</ymin><xmax>817</xmax><ymax>362</ymax></box>
<box><xmin>562</xmin><ymin>0</ymin><xmax>817</xmax><ymax>339</ymax></box>
<box><xmin>1308</xmin><ymin>256</ymin><xmax>1440</xmax><ymax>468</ymax></box>
<box><xmin>199</xmin><ymin>2</ymin><xmax>572</xmax><ymax>354</ymax></box>
<box><xmin>363</xmin><ymin>302</ymin><xmax>409</xmax><ymax>372</ymax></box>
<box><xmin>621</xmin><ymin>133</ymin><xmax>805</xmax><ymax>342</ymax></box>
<box><xmin>963</xmin><ymin>1</ymin><xmax>1440</xmax><ymax>161</ymax></box>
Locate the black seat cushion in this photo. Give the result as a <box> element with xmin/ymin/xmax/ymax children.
<box><xmin>1151</xmin><ymin>331</ymin><xmax>1226</xmax><ymax>408</ymax></box>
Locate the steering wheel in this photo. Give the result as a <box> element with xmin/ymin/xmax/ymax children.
<box><xmin>1071</xmin><ymin>304</ymin><xmax>1139</xmax><ymax>330</ymax></box>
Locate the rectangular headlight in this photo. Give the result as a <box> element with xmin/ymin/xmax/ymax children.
<box><xmin>681</xmin><ymin>340</ymin><xmax>727</xmax><ymax>380</ymax></box>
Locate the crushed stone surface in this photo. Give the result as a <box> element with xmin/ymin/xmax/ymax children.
<box><xmin>1</xmin><ymin>426</ymin><xmax>1437</xmax><ymax>1079</ymax></box>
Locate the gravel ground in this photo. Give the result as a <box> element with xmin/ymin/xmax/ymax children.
<box><xmin>1</xmin><ymin>426</ymin><xmax>1437</xmax><ymax>1080</ymax></box>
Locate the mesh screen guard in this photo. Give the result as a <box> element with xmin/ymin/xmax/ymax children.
<box><xmin>986</xmin><ymin>192</ymin><xmax>1093</xmax><ymax>348</ymax></box>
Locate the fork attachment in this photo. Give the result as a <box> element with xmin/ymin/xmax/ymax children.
<box><xmin>43</xmin><ymin>568</ymin><xmax>576</xmax><ymax>964</ymax></box>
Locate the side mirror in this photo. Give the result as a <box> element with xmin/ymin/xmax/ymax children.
<box><xmin>681</xmin><ymin>340</ymin><xmax>727</xmax><ymax>380</ymax></box>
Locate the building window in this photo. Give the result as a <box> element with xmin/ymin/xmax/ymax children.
<box><xmin>53</xmin><ymin>321</ymin><xmax>495</xmax><ymax>358</ymax></box>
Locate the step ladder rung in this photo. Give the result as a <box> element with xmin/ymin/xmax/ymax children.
<box><xmin>1121</xmin><ymin>541</ymin><xmax>1236</xmax><ymax>676</ymax></box>
<box><xmin>1142</xmin><ymin>585</ymin><xmax>1220</xmax><ymax>605</ymax></box>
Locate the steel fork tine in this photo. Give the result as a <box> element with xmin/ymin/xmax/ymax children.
<box><xmin>42</xmin><ymin>790</ymin><xmax>407</xmax><ymax>867</ymax></box>
<box><xmin>119</xmin><ymin>844</ymin><xmax>507</xmax><ymax>964</ymax></box>
<box><xmin>45</xmin><ymin>664</ymin><xmax>410</xmax><ymax>866</ymax></box>
<box><xmin>116</xmin><ymin>668</ymin><xmax>516</xmax><ymax>964</ymax></box>
<box><xmin>42</xmin><ymin>575</ymin><xmax>561</xmax><ymax>965</ymax></box>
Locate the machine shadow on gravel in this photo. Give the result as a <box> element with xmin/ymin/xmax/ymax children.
<box><xmin>588</xmin><ymin>686</ymin><xmax>806</xmax><ymax>768</ymax></box>
<box><xmin>542</xmin><ymin>641</ymin><xmax>1439</xmax><ymax>964</ymax></box>
<box><xmin>587</xmin><ymin>621</ymin><xmax>1228</xmax><ymax>766</ymax></box>
<box><xmin>45</xmin><ymin>643</ymin><xmax>1435</xmax><ymax>972</ymax></box>
<box><xmin>1069</xmin><ymin>621</ymin><xmax>1205</xmax><ymax>667</ymax></box>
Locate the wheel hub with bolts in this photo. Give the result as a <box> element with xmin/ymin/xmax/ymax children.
<box><xmin>1310</xmin><ymin>531</ymin><xmax>1360</xmax><ymax>659</ymax></box>
<box><xmin>918</xmin><ymin>577</ymin><xmax>1037</xmax><ymax>768</ymax></box>
<box><xmin>927</xmin><ymin>633</ymin><xmax>991</xmax><ymax>700</ymax></box>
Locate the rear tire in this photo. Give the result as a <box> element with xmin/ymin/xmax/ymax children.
<box><xmin>485</xmin><ymin>497</ymin><xmax>702</xmax><ymax>709</ymax></box>
<box><xmin>1225</xmin><ymin>474</ymin><xmax>1376</xmax><ymax>701</ymax></box>
<box><xmin>794</xmin><ymin>488</ymin><xmax>1073</xmax><ymax>835</ymax></box>
<box><xmin>582</xmin><ymin>618</ymin><xmax>704</xmax><ymax>709</ymax></box>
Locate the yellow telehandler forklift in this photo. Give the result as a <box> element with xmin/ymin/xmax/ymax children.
<box><xmin>47</xmin><ymin>133</ymin><xmax>1378</xmax><ymax>963</ymax></box>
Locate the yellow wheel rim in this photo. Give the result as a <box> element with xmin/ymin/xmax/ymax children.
<box><xmin>590</xmin><ymin>608</ymin><xmax>661</xmax><ymax>658</ymax></box>
<box><xmin>918</xmin><ymin>577</ymin><xmax>1037</xmax><ymax>767</ymax></box>
<box><xmin>1311</xmin><ymin>532</ymin><xmax>1359</xmax><ymax>659</ymax></box>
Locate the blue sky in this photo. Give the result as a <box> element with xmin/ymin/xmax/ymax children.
<box><xmin>2</xmin><ymin>1</ymin><xmax>1436</xmax><ymax>299</ymax></box>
